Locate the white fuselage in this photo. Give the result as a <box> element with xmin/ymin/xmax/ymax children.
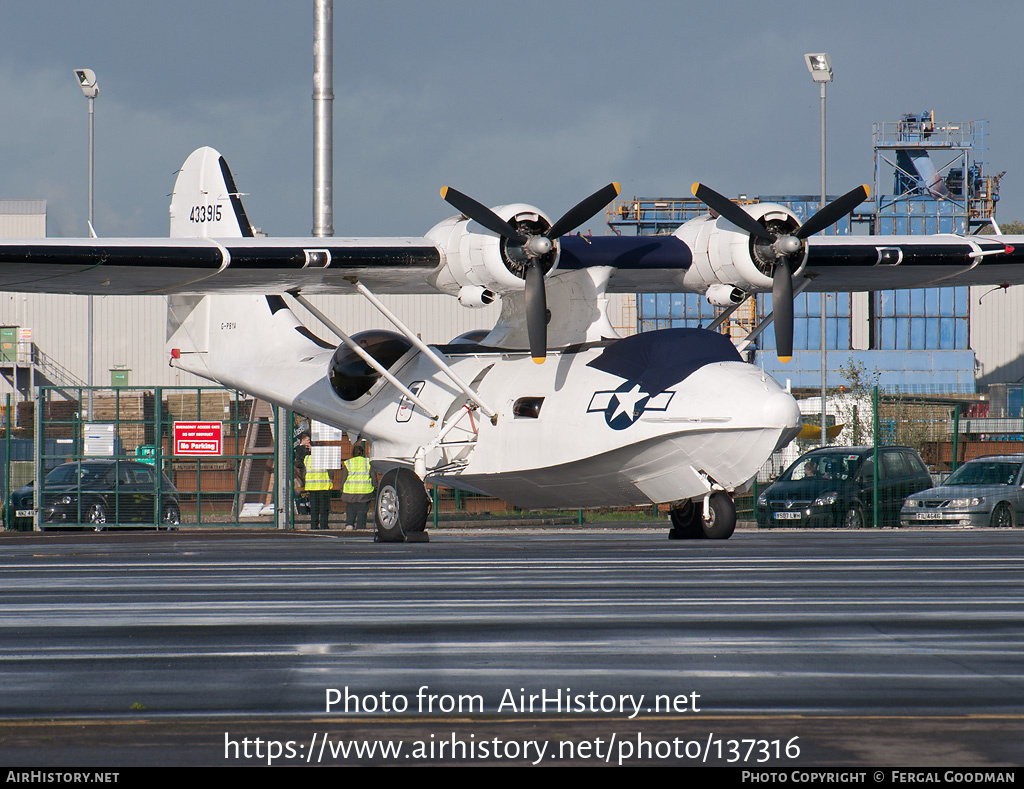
<box><xmin>170</xmin><ymin>294</ymin><xmax>801</xmax><ymax>510</ymax></box>
<box><xmin>364</xmin><ymin>345</ymin><xmax>801</xmax><ymax>508</ymax></box>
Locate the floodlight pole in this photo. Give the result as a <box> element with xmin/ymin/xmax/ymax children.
<box><xmin>75</xmin><ymin>69</ymin><xmax>98</xmax><ymax>421</ymax></box>
<box><xmin>819</xmin><ymin>78</ymin><xmax>827</xmax><ymax>447</ymax></box>
<box><xmin>87</xmin><ymin>91</ymin><xmax>95</xmax><ymax>420</ymax></box>
<box><xmin>805</xmin><ymin>53</ymin><xmax>832</xmax><ymax>447</ymax></box>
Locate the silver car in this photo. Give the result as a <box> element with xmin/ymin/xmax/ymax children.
<box><xmin>901</xmin><ymin>455</ymin><xmax>1024</xmax><ymax>528</ymax></box>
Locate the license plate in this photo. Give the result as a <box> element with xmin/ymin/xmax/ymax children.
<box><xmin>774</xmin><ymin>512</ymin><xmax>802</xmax><ymax>520</ymax></box>
<box><xmin>917</xmin><ymin>512</ymin><xmax>945</xmax><ymax>520</ymax></box>
<box><xmin>15</xmin><ymin>509</ymin><xmax>33</xmax><ymax>518</ymax></box>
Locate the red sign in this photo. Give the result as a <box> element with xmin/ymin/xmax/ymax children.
<box><xmin>173</xmin><ymin>421</ymin><xmax>223</xmax><ymax>456</ymax></box>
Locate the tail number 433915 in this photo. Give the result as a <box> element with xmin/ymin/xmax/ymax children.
<box><xmin>190</xmin><ymin>204</ymin><xmax>223</xmax><ymax>223</ymax></box>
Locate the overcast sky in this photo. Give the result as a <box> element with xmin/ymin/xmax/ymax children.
<box><xmin>3</xmin><ymin>1</ymin><xmax>1023</xmax><ymax>239</ymax></box>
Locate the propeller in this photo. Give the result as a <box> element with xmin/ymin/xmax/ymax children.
<box><xmin>691</xmin><ymin>182</ymin><xmax>870</xmax><ymax>362</ymax></box>
<box><xmin>441</xmin><ymin>182</ymin><xmax>621</xmax><ymax>363</ymax></box>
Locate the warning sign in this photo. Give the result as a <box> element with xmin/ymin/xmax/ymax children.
<box><xmin>173</xmin><ymin>421</ymin><xmax>223</xmax><ymax>456</ymax></box>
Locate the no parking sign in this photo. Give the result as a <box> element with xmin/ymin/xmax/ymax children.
<box><xmin>173</xmin><ymin>421</ymin><xmax>223</xmax><ymax>456</ymax></box>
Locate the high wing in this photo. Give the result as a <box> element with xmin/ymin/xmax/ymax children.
<box><xmin>0</xmin><ymin>147</ymin><xmax>1021</xmax><ymax>299</ymax></box>
<box><xmin>0</xmin><ymin>236</ymin><xmax>443</xmax><ymax>295</ymax></box>
<box><xmin>665</xmin><ymin>181</ymin><xmax>1024</xmax><ymax>296</ymax></box>
<box><xmin>1</xmin><ymin>147</ymin><xmax>1023</xmax><ymax>362</ymax></box>
<box><xmin>795</xmin><ymin>235</ymin><xmax>1024</xmax><ymax>291</ymax></box>
<box><xmin>557</xmin><ymin>232</ymin><xmax>1024</xmax><ymax>293</ymax></box>
<box><xmin>3</xmin><ymin>221</ymin><xmax>1018</xmax><ymax>296</ymax></box>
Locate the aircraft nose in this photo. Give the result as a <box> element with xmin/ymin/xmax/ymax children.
<box><xmin>760</xmin><ymin>387</ymin><xmax>803</xmax><ymax>450</ymax></box>
<box><xmin>762</xmin><ymin>388</ymin><xmax>802</xmax><ymax>430</ymax></box>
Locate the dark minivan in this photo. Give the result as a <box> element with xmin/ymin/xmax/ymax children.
<box><xmin>756</xmin><ymin>446</ymin><xmax>932</xmax><ymax>528</ymax></box>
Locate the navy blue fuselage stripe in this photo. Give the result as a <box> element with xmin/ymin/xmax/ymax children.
<box><xmin>588</xmin><ymin>327</ymin><xmax>742</xmax><ymax>394</ymax></box>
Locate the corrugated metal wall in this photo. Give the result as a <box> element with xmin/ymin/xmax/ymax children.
<box><xmin>0</xmin><ymin>200</ymin><xmax>46</xmax><ymax>237</ymax></box>
<box><xmin>970</xmin><ymin>284</ymin><xmax>1024</xmax><ymax>386</ymax></box>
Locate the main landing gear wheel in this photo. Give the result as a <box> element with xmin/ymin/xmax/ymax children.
<box><xmin>668</xmin><ymin>500</ymin><xmax>702</xmax><ymax>539</ymax></box>
<box><xmin>374</xmin><ymin>468</ymin><xmax>431</xmax><ymax>543</ymax></box>
<box><xmin>668</xmin><ymin>492</ymin><xmax>736</xmax><ymax>540</ymax></box>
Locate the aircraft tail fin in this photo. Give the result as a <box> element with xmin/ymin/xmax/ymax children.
<box><xmin>169</xmin><ymin>146</ymin><xmax>254</xmax><ymax>238</ymax></box>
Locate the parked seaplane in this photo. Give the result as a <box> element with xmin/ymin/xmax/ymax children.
<box><xmin>1</xmin><ymin>147</ymin><xmax>1022</xmax><ymax>541</ymax></box>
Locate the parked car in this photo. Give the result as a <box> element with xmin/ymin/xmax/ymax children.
<box><xmin>7</xmin><ymin>460</ymin><xmax>180</xmax><ymax>531</ymax></box>
<box><xmin>900</xmin><ymin>455</ymin><xmax>1024</xmax><ymax>528</ymax></box>
<box><xmin>756</xmin><ymin>446</ymin><xmax>932</xmax><ymax>528</ymax></box>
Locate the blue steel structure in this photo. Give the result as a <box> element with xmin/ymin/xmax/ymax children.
<box><xmin>614</xmin><ymin>113</ymin><xmax>996</xmax><ymax>394</ymax></box>
<box><xmin>874</xmin><ymin>113</ymin><xmax>1000</xmax><ymax>235</ymax></box>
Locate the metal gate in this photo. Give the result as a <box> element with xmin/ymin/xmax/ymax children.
<box><xmin>18</xmin><ymin>386</ymin><xmax>282</xmax><ymax>530</ymax></box>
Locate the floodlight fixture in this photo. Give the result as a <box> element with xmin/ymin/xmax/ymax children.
<box><xmin>804</xmin><ymin>53</ymin><xmax>833</xmax><ymax>83</ymax></box>
<box><xmin>74</xmin><ymin>68</ymin><xmax>99</xmax><ymax>98</ymax></box>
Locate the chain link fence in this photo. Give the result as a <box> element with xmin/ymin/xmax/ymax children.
<box><xmin>5</xmin><ymin>383</ymin><xmax>1016</xmax><ymax>532</ymax></box>
<box><xmin>5</xmin><ymin>387</ymin><xmax>280</xmax><ymax>530</ymax></box>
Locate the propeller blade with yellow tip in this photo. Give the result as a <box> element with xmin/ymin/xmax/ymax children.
<box><xmin>438</xmin><ymin>182</ymin><xmax>621</xmax><ymax>364</ymax></box>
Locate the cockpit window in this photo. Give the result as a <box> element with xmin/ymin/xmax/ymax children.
<box><xmin>512</xmin><ymin>397</ymin><xmax>544</xmax><ymax>418</ymax></box>
<box><xmin>329</xmin><ymin>330</ymin><xmax>413</xmax><ymax>401</ymax></box>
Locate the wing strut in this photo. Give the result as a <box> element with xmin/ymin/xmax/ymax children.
<box><xmin>704</xmin><ymin>297</ymin><xmax>748</xmax><ymax>333</ymax></box>
<box><xmin>348</xmin><ymin>279</ymin><xmax>499</xmax><ymax>424</ymax></box>
<box><xmin>285</xmin><ymin>291</ymin><xmax>440</xmax><ymax>421</ymax></box>
<box><xmin>735</xmin><ymin>279</ymin><xmax>813</xmax><ymax>354</ymax></box>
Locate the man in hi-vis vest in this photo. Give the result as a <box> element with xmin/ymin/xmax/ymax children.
<box><xmin>301</xmin><ymin>433</ymin><xmax>334</xmax><ymax>530</ymax></box>
<box><xmin>342</xmin><ymin>444</ymin><xmax>374</xmax><ymax>530</ymax></box>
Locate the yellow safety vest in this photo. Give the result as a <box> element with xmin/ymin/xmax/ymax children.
<box><xmin>343</xmin><ymin>456</ymin><xmax>373</xmax><ymax>494</ymax></box>
<box><xmin>304</xmin><ymin>455</ymin><xmax>333</xmax><ymax>491</ymax></box>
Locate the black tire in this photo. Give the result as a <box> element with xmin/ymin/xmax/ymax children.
<box><xmin>701</xmin><ymin>492</ymin><xmax>736</xmax><ymax>540</ymax></box>
<box><xmin>990</xmin><ymin>502</ymin><xmax>1014</xmax><ymax>529</ymax></box>
<box><xmin>88</xmin><ymin>503</ymin><xmax>107</xmax><ymax>532</ymax></box>
<box><xmin>668</xmin><ymin>500</ymin><xmax>703</xmax><ymax>539</ymax></box>
<box><xmin>162</xmin><ymin>504</ymin><xmax>180</xmax><ymax>530</ymax></box>
<box><xmin>374</xmin><ymin>468</ymin><xmax>430</xmax><ymax>543</ymax></box>
<box><xmin>843</xmin><ymin>503</ymin><xmax>865</xmax><ymax>529</ymax></box>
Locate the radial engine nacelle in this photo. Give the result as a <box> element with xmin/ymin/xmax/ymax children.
<box><xmin>425</xmin><ymin>203</ymin><xmax>558</xmax><ymax>297</ymax></box>
<box><xmin>674</xmin><ymin>202</ymin><xmax>806</xmax><ymax>298</ymax></box>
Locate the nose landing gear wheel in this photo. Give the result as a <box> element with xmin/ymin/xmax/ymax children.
<box><xmin>374</xmin><ymin>468</ymin><xmax>430</xmax><ymax>543</ymax></box>
<box><xmin>701</xmin><ymin>491</ymin><xmax>736</xmax><ymax>539</ymax></box>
